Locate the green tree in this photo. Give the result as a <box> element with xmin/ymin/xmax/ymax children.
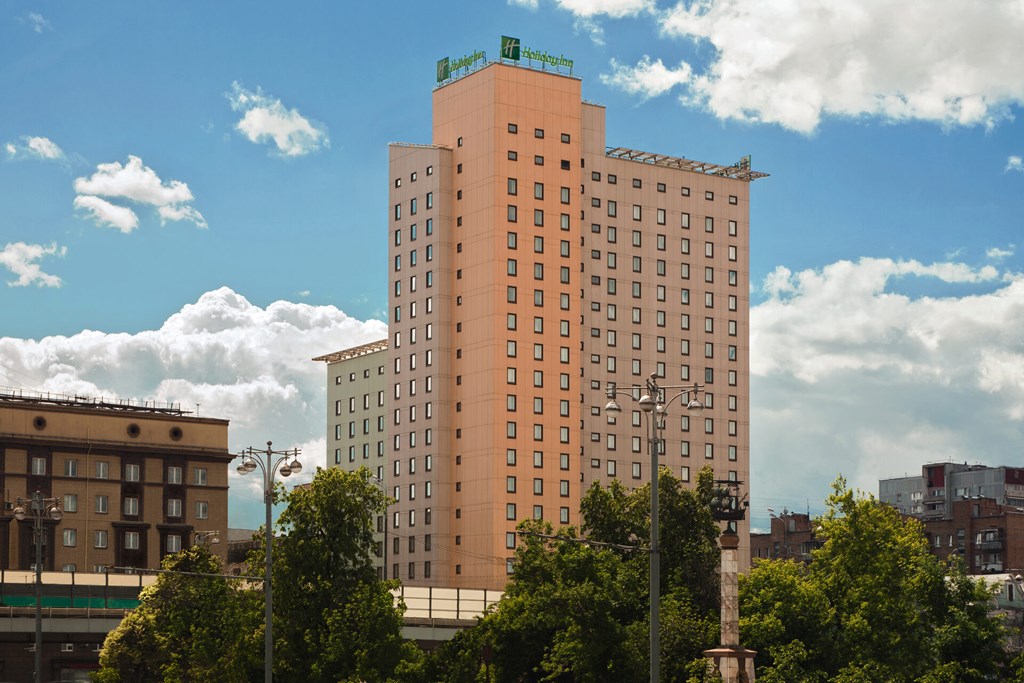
<box><xmin>430</xmin><ymin>466</ymin><xmax>723</xmax><ymax>681</ymax></box>
<box><xmin>740</xmin><ymin>477</ymin><xmax>1007</xmax><ymax>682</ymax></box>
<box><xmin>94</xmin><ymin>544</ymin><xmax>258</xmax><ymax>682</ymax></box>
<box><xmin>268</xmin><ymin>466</ymin><xmax>421</xmax><ymax>683</ymax></box>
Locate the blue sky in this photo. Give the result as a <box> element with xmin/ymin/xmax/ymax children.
<box><xmin>2</xmin><ymin>0</ymin><xmax>1023</xmax><ymax>530</ymax></box>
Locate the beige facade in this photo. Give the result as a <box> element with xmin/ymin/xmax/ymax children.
<box><xmin>387</xmin><ymin>61</ymin><xmax>759</xmax><ymax>590</ymax></box>
<box><xmin>314</xmin><ymin>340</ymin><xmax>389</xmax><ymax>575</ymax></box>
<box><xmin>0</xmin><ymin>391</ymin><xmax>230</xmax><ymax>572</ymax></box>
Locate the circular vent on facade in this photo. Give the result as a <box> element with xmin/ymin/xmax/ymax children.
<box><xmin>169</xmin><ymin>426</ymin><xmax>183</xmax><ymax>441</ymax></box>
<box><xmin>32</xmin><ymin>416</ymin><xmax>47</xmax><ymax>430</ymax></box>
<box><xmin>127</xmin><ymin>423</ymin><xmax>141</xmax><ymax>438</ymax></box>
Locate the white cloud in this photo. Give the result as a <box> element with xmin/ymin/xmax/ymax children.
<box><xmin>602</xmin><ymin>56</ymin><xmax>692</xmax><ymax>98</ymax></box>
<box><xmin>987</xmin><ymin>245</ymin><xmax>1015</xmax><ymax>261</ymax></box>
<box><xmin>73</xmin><ymin>195</ymin><xmax>140</xmax><ymax>233</ymax></box>
<box><xmin>751</xmin><ymin>257</ymin><xmax>1024</xmax><ymax>514</ymax></box>
<box><xmin>508</xmin><ymin>0</ymin><xmax>539</xmax><ymax>7</ymax></box>
<box><xmin>5</xmin><ymin>136</ymin><xmax>65</xmax><ymax>161</ymax></box>
<box><xmin>73</xmin><ymin>156</ymin><xmax>205</xmax><ymax>231</ymax></box>
<box><xmin>226</xmin><ymin>82</ymin><xmax>329</xmax><ymax>158</ymax></box>
<box><xmin>0</xmin><ymin>287</ymin><xmax>386</xmax><ymax>526</ymax></box>
<box><xmin>555</xmin><ymin>0</ymin><xmax>652</xmax><ymax>17</ymax></box>
<box><xmin>1007</xmin><ymin>156</ymin><xmax>1024</xmax><ymax>173</ymax></box>
<box><xmin>20</xmin><ymin>12</ymin><xmax>52</xmax><ymax>33</ymax></box>
<box><xmin>597</xmin><ymin>0</ymin><xmax>1024</xmax><ymax>133</ymax></box>
<box><xmin>0</xmin><ymin>242</ymin><xmax>66</xmax><ymax>287</ymax></box>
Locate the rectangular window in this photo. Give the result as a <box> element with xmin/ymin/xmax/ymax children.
<box><xmin>167</xmin><ymin>466</ymin><xmax>182</xmax><ymax>484</ymax></box>
<box><xmin>195</xmin><ymin>501</ymin><xmax>209</xmax><ymax>520</ymax></box>
<box><xmin>194</xmin><ymin>467</ymin><xmax>208</xmax><ymax>486</ymax></box>
<box><xmin>64</xmin><ymin>459</ymin><xmax>78</xmax><ymax>477</ymax></box>
<box><xmin>63</xmin><ymin>494</ymin><xmax>77</xmax><ymax>512</ymax></box>
<box><xmin>124</xmin><ymin>497</ymin><xmax>139</xmax><ymax>516</ymax></box>
<box><xmin>94</xmin><ymin>530</ymin><xmax>108</xmax><ymax>549</ymax></box>
<box><xmin>167</xmin><ymin>534</ymin><xmax>182</xmax><ymax>553</ymax></box>
<box><xmin>167</xmin><ymin>499</ymin><xmax>182</xmax><ymax>518</ymax></box>
<box><xmin>125</xmin><ymin>531</ymin><xmax>140</xmax><ymax>550</ymax></box>
<box><xmin>125</xmin><ymin>464</ymin><xmax>140</xmax><ymax>482</ymax></box>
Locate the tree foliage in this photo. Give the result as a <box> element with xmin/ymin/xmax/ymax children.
<box><xmin>429</xmin><ymin>466</ymin><xmax>723</xmax><ymax>681</ymax></box>
<box><xmin>94</xmin><ymin>545</ymin><xmax>259</xmax><ymax>682</ymax></box>
<box><xmin>268</xmin><ymin>465</ymin><xmax>421</xmax><ymax>683</ymax></box>
<box><xmin>740</xmin><ymin>477</ymin><xmax>1008</xmax><ymax>682</ymax></box>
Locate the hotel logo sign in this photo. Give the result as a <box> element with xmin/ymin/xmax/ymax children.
<box><xmin>501</xmin><ymin>35</ymin><xmax>521</xmax><ymax>61</ymax></box>
<box><xmin>436</xmin><ymin>50</ymin><xmax>485</xmax><ymax>83</ymax></box>
<box><xmin>500</xmin><ymin>35</ymin><xmax>573</xmax><ymax>71</ymax></box>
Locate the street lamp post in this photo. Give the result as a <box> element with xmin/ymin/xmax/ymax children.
<box><xmin>605</xmin><ymin>373</ymin><xmax>705</xmax><ymax>683</ymax></box>
<box><xmin>236</xmin><ymin>441</ymin><xmax>302</xmax><ymax>683</ymax></box>
<box><xmin>12</xmin><ymin>491</ymin><xmax>63</xmax><ymax>683</ymax></box>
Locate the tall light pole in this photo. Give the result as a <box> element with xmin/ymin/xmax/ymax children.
<box><xmin>236</xmin><ymin>441</ymin><xmax>302</xmax><ymax>683</ymax></box>
<box><xmin>12</xmin><ymin>491</ymin><xmax>63</xmax><ymax>683</ymax></box>
<box><xmin>605</xmin><ymin>372</ymin><xmax>705</xmax><ymax>683</ymax></box>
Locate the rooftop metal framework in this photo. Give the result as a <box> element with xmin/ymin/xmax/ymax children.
<box><xmin>312</xmin><ymin>339</ymin><xmax>389</xmax><ymax>364</ymax></box>
<box><xmin>0</xmin><ymin>387</ymin><xmax>189</xmax><ymax>416</ymax></box>
<box><xmin>605</xmin><ymin>147</ymin><xmax>769</xmax><ymax>182</ymax></box>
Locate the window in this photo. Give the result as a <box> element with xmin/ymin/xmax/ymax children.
<box><xmin>195</xmin><ymin>501</ymin><xmax>209</xmax><ymax>520</ymax></box>
<box><xmin>506</xmin><ymin>476</ymin><xmax>517</xmax><ymax>493</ymax></box>
<box><xmin>63</xmin><ymin>459</ymin><xmax>78</xmax><ymax>477</ymax></box>
<box><xmin>534</xmin><ymin>155</ymin><xmax>544</xmax><ymax>165</ymax></box>
<box><xmin>63</xmin><ymin>494</ymin><xmax>77</xmax><ymax>512</ymax></box>
<box><xmin>125</xmin><ymin>531</ymin><xmax>140</xmax><ymax>550</ymax></box>
<box><xmin>166</xmin><ymin>535</ymin><xmax>182</xmax><ymax>553</ymax></box>
<box><xmin>95</xmin><ymin>495</ymin><xmax>108</xmax><ymax>514</ymax></box>
<box><xmin>560</xmin><ymin>132</ymin><xmax>570</xmax><ymax>143</ymax></box>
<box><xmin>560</xmin><ymin>186</ymin><xmax>570</xmax><ymax>204</ymax></box>
<box><xmin>31</xmin><ymin>456</ymin><xmax>46</xmax><ymax>475</ymax></box>
<box><xmin>125</xmin><ymin>463</ymin><xmax>140</xmax><ymax>482</ymax></box>
<box><xmin>508</xmin><ymin>205</ymin><xmax>518</xmax><ymax>222</ymax></box>
<box><xmin>632</xmin><ymin>204</ymin><xmax>642</xmax><ymax>221</ymax></box>
<box><xmin>534</xmin><ymin>182</ymin><xmax>544</xmax><ymax>199</ymax></box>
<box><xmin>533</xmin><ymin>478</ymin><xmax>543</xmax><ymax>495</ymax></box>
<box><xmin>608</xmin><ymin>200</ymin><xmax>617</xmax><ymax>217</ymax></box>
<box><xmin>167</xmin><ymin>499</ymin><xmax>182</xmax><ymax>517</ymax></box>
<box><xmin>94</xmin><ymin>530</ymin><xmax>108</xmax><ymax>548</ymax></box>
<box><xmin>124</xmin><ymin>497</ymin><xmax>139</xmax><ymax>515</ymax></box>
<box><xmin>508</xmin><ymin>178</ymin><xmax>518</xmax><ymax>195</ymax></box>
<box><xmin>95</xmin><ymin>461</ymin><xmax>109</xmax><ymax>479</ymax></box>
<box><xmin>194</xmin><ymin>467</ymin><xmax>208</xmax><ymax>486</ymax></box>
<box><xmin>167</xmin><ymin>466</ymin><xmax>182</xmax><ymax>484</ymax></box>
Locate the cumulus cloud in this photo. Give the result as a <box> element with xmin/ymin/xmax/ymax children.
<box><xmin>603</xmin><ymin>56</ymin><xmax>692</xmax><ymax>98</ymax></box>
<box><xmin>0</xmin><ymin>242</ymin><xmax>66</xmax><ymax>287</ymax></box>
<box><xmin>597</xmin><ymin>0</ymin><xmax>1024</xmax><ymax>133</ymax></box>
<box><xmin>226</xmin><ymin>82</ymin><xmax>329</xmax><ymax>158</ymax></box>
<box><xmin>5</xmin><ymin>136</ymin><xmax>64</xmax><ymax>161</ymax></box>
<box><xmin>751</xmin><ymin>257</ymin><xmax>1024</xmax><ymax>517</ymax></box>
<box><xmin>73</xmin><ymin>195</ymin><xmax>139</xmax><ymax>233</ymax></box>
<box><xmin>0</xmin><ymin>287</ymin><xmax>386</xmax><ymax>526</ymax></box>
<box><xmin>1007</xmin><ymin>156</ymin><xmax>1024</xmax><ymax>173</ymax></box>
<box><xmin>511</xmin><ymin>0</ymin><xmax>654</xmax><ymax>43</ymax></box>
<box><xmin>73</xmin><ymin>156</ymin><xmax>206</xmax><ymax>231</ymax></box>
<box><xmin>987</xmin><ymin>245</ymin><xmax>1015</xmax><ymax>261</ymax></box>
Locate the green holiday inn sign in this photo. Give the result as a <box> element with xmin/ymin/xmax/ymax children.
<box><xmin>436</xmin><ymin>36</ymin><xmax>574</xmax><ymax>83</ymax></box>
<box><xmin>501</xmin><ymin>35</ymin><xmax>573</xmax><ymax>70</ymax></box>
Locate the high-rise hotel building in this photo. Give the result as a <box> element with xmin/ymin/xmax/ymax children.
<box><xmin>384</xmin><ymin>56</ymin><xmax>763</xmax><ymax>590</ymax></box>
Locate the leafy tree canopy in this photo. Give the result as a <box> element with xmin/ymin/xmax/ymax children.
<box><xmin>740</xmin><ymin>477</ymin><xmax>1007</xmax><ymax>683</ymax></box>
